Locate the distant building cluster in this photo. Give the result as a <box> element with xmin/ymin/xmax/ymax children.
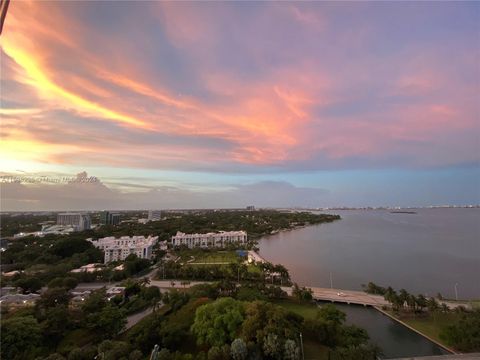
<box><xmin>100</xmin><ymin>211</ymin><xmax>120</xmax><ymax>226</ymax></box>
<box><xmin>57</xmin><ymin>213</ymin><xmax>91</xmax><ymax>231</ymax></box>
<box><xmin>89</xmin><ymin>235</ymin><xmax>158</xmax><ymax>263</ymax></box>
<box><xmin>171</xmin><ymin>230</ymin><xmax>247</xmax><ymax>248</ymax></box>
<box><xmin>13</xmin><ymin>225</ymin><xmax>75</xmax><ymax>239</ymax></box>
<box><xmin>14</xmin><ymin>214</ymin><xmax>91</xmax><ymax>238</ymax></box>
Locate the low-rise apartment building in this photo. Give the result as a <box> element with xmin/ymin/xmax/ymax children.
<box><xmin>171</xmin><ymin>230</ymin><xmax>247</xmax><ymax>248</ymax></box>
<box><xmin>89</xmin><ymin>235</ymin><xmax>158</xmax><ymax>263</ymax></box>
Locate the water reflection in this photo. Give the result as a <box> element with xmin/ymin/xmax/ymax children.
<box><xmin>259</xmin><ymin>208</ymin><xmax>480</xmax><ymax>299</ymax></box>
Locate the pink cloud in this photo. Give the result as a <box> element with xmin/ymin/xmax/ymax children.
<box><xmin>1</xmin><ymin>1</ymin><xmax>478</xmax><ymax>172</ymax></box>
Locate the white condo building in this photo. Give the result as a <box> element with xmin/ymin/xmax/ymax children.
<box><xmin>89</xmin><ymin>235</ymin><xmax>158</xmax><ymax>263</ymax></box>
<box><xmin>171</xmin><ymin>231</ymin><xmax>247</xmax><ymax>248</ymax></box>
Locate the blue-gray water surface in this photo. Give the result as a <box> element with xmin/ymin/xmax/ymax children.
<box><xmin>259</xmin><ymin>208</ymin><xmax>480</xmax><ymax>299</ymax></box>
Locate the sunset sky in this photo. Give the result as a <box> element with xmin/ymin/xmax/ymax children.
<box><xmin>1</xmin><ymin>1</ymin><xmax>479</xmax><ymax>210</ymax></box>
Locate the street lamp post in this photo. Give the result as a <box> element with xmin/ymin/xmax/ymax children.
<box><xmin>330</xmin><ymin>272</ymin><xmax>333</xmax><ymax>289</ymax></box>
<box><xmin>299</xmin><ymin>332</ymin><xmax>305</xmax><ymax>360</ymax></box>
<box><xmin>454</xmin><ymin>283</ymin><xmax>459</xmax><ymax>301</ymax></box>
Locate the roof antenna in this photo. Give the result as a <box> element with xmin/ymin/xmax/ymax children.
<box><xmin>0</xmin><ymin>0</ymin><xmax>10</xmax><ymax>35</ymax></box>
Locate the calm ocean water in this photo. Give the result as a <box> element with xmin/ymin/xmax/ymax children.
<box><xmin>259</xmin><ymin>208</ymin><xmax>480</xmax><ymax>299</ymax></box>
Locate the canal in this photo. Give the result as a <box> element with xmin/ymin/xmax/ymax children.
<box><xmin>318</xmin><ymin>301</ymin><xmax>449</xmax><ymax>358</ymax></box>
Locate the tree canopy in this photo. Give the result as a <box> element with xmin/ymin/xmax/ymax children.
<box><xmin>441</xmin><ymin>309</ymin><xmax>480</xmax><ymax>351</ymax></box>
<box><xmin>191</xmin><ymin>297</ymin><xmax>245</xmax><ymax>347</ymax></box>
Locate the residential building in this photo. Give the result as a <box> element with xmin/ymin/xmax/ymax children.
<box><xmin>0</xmin><ymin>286</ymin><xmax>16</xmax><ymax>297</ymax></box>
<box><xmin>70</xmin><ymin>263</ymin><xmax>104</xmax><ymax>273</ymax></box>
<box><xmin>57</xmin><ymin>213</ymin><xmax>91</xmax><ymax>231</ymax></box>
<box><xmin>1</xmin><ymin>271</ymin><xmax>21</xmax><ymax>278</ymax></box>
<box><xmin>246</xmin><ymin>205</ymin><xmax>256</xmax><ymax>211</ymax></box>
<box><xmin>70</xmin><ymin>290</ymin><xmax>91</xmax><ymax>305</ymax></box>
<box><xmin>0</xmin><ymin>293</ymin><xmax>40</xmax><ymax>306</ymax></box>
<box><xmin>148</xmin><ymin>210</ymin><xmax>162</xmax><ymax>221</ymax></box>
<box><xmin>106</xmin><ymin>286</ymin><xmax>125</xmax><ymax>300</ymax></box>
<box><xmin>171</xmin><ymin>230</ymin><xmax>247</xmax><ymax>248</ymax></box>
<box><xmin>100</xmin><ymin>211</ymin><xmax>121</xmax><ymax>226</ymax></box>
<box><xmin>89</xmin><ymin>235</ymin><xmax>158</xmax><ymax>263</ymax></box>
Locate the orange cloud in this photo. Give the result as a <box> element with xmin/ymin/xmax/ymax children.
<box><xmin>2</xmin><ymin>38</ymin><xmax>151</xmax><ymax>129</ymax></box>
<box><xmin>1</xmin><ymin>0</ymin><xmax>478</xmax><ymax>172</ymax></box>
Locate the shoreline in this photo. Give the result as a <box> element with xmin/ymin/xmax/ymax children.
<box><xmin>256</xmin><ymin>218</ymin><xmax>479</xmax><ymax>300</ymax></box>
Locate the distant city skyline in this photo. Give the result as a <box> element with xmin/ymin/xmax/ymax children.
<box><xmin>1</xmin><ymin>2</ymin><xmax>479</xmax><ymax>210</ymax></box>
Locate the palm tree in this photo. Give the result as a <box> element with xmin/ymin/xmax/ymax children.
<box><xmin>384</xmin><ymin>287</ymin><xmax>396</xmax><ymax>305</ymax></box>
<box><xmin>416</xmin><ymin>294</ymin><xmax>427</xmax><ymax>312</ymax></box>
<box><xmin>427</xmin><ymin>297</ymin><xmax>439</xmax><ymax>313</ymax></box>
<box><xmin>140</xmin><ymin>277</ymin><xmax>151</xmax><ymax>287</ymax></box>
<box><xmin>391</xmin><ymin>293</ymin><xmax>403</xmax><ymax>312</ymax></box>
<box><xmin>407</xmin><ymin>294</ymin><xmax>417</xmax><ymax>313</ymax></box>
<box><xmin>399</xmin><ymin>289</ymin><xmax>409</xmax><ymax>309</ymax></box>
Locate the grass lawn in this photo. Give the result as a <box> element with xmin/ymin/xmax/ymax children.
<box><xmin>274</xmin><ymin>299</ymin><xmax>330</xmax><ymax>359</ymax></box>
<box><xmin>177</xmin><ymin>250</ymin><xmax>241</xmax><ymax>264</ymax></box>
<box><xmin>274</xmin><ymin>298</ymin><xmax>320</xmax><ymax>319</ymax></box>
<box><xmin>247</xmin><ymin>264</ymin><xmax>262</xmax><ymax>274</ymax></box>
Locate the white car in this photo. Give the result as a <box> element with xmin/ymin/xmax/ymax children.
<box><xmin>337</xmin><ymin>292</ymin><xmax>347</xmax><ymax>297</ymax></box>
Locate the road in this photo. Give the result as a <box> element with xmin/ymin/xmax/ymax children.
<box><xmin>149</xmin><ymin>280</ymin><xmax>208</xmax><ymax>289</ymax></box>
<box><xmin>124</xmin><ymin>306</ymin><xmax>155</xmax><ymax>331</ymax></box>
<box><xmin>305</xmin><ymin>287</ymin><xmax>389</xmax><ymax>306</ymax></box>
<box><xmin>74</xmin><ymin>273</ymin><xmax>470</xmax><ymax>310</ymax></box>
